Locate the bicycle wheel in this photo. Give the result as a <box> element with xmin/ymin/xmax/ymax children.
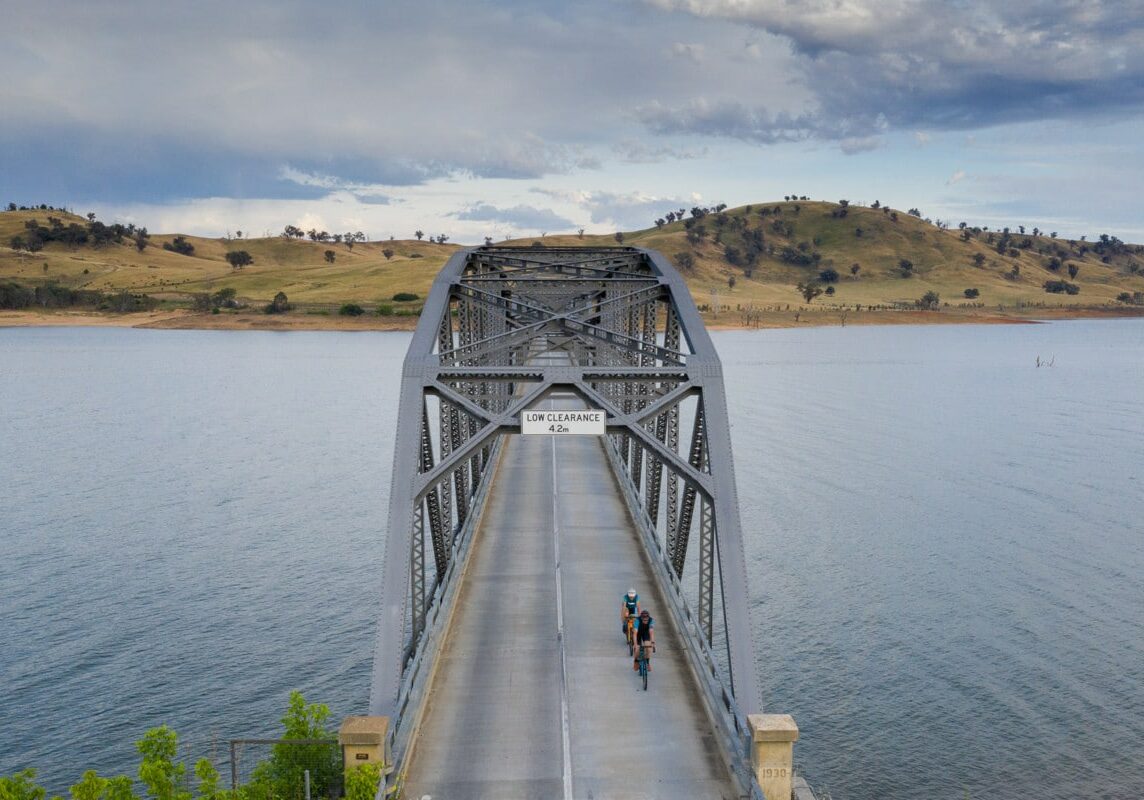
<box><xmin>641</xmin><ymin>659</ymin><xmax>648</xmax><ymax>691</ymax></box>
<box><xmin>627</xmin><ymin>626</ymin><xmax>634</xmax><ymax>656</ymax></box>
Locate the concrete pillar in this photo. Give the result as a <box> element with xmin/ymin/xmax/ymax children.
<box><xmin>748</xmin><ymin>713</ymin><xmax>799</xmax><ymax>800</ymax></box>
<box><xmin>338</xmin><ymin>716</ymin><xmax>390</xmax><ymax>770</ymax></box>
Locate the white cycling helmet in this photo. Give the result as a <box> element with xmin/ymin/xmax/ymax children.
<box><xmin>627</xmin><ymin>588</ymin><xmax>636</xmax><ymax>597</ymax></box>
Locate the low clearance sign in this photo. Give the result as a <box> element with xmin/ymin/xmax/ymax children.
<box><xmin>521</xmin><ymin>409</ymin><xmax>606</xmax><ymax>435</ymax></box>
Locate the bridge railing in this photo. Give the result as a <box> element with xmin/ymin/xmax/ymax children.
<box><xmin>370</xmin><ymin>246</ymin><xmax>767</xmax><ymax>795</ymax></box>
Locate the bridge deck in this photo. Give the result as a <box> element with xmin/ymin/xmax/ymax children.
<box><xmin>401</xmin><ymin>415</ymin><xmax>739</xmax><ymax>799</ymax></box>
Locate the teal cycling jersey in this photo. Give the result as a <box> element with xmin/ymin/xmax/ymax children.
<box><xmin>623</xmin><ymin>593</ymin><xmax>639</xmax><ymax>614</ymax></box>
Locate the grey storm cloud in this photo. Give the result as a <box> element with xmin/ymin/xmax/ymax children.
<box><xmin>5</xmin><ymin>0</ymin><xmax>1142</xmax><ymax>208</ymax></box>
<box><xmin>453</xmin><ymin>203</ymin><xmax>575</xmax><ymax>231</ymax></box>
<box><xmin>644</xmin><ymin>0</ymin><xmax>1144</xmax><ymax>141</ymax></box>
<box><xmin>1</xmin><ymin>0</ymin><xmax>765</xmax><ymax>201</ymax></box>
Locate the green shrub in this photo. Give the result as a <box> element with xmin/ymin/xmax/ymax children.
<box><xmin>376</xmin><ymin>304</ymin><xmax>394</xmax><ymax>316</ymax></box>
<box><xmin>344</xmin><ymin>764</ymin><xmax>382</xmax><ymax>800</ymax></box>
<box><xmin>0</xmin><ymin>769</ymin><xmax>47</xmax><ymax>800</ymax></box>
<box><xmin>339</xmin><ymin>303</ymin><xmax>365</xmax><ymax>316</ymax></box>
<box><xmin>392</xmin><ymin>292</ymin><xmax>419</xmax><ymax>302</ymax></box>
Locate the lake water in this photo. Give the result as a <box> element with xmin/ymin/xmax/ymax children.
<box><xmin>1</xmin><ymin>321</ymin><xmax>1142</xmax><ymax>799</ymax></box>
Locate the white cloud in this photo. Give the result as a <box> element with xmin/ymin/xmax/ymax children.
<box><xmin>612</xmin><ymin>139</ymin><xmax>709</xmax><ymax>163</ymax></box>
<box><xmin>452</xmin><ymin>203</ymin><xmax>575</xmax><ymax>232</ymax></box>
<box><xmin>839</xmin><ymin>136</ymin><xmax>882</xmax><ymax>155</ymax></box>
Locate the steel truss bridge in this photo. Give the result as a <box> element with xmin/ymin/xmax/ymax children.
<box><xmin>369</xmin><ymin>246</ymin><xmax>799</xmax><ymax>798</ymax></box>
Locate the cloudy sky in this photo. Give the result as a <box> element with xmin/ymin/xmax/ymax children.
<box><xmin>3</xmin><ymin>0</ymin><xmax>1143</xmax><ymax>242</ymax></box>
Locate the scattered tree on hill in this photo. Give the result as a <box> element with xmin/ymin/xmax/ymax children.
<box><xmin>899</xmin><ymin>258</ymin><xmax>914</xmax><ymax>277</ymax></box>
<box><xmin>414</xmin><ymin>230</ymin><xmax>424</xmax><ymax>240</ymax></box>
<box><xmin>819</xmin><ymin>267</ymin><xmax>839</xmax><ymax>283</ymax></box>
<box><xmin>614</xmin><ymin>232</ymin><xmax>624</xmax><ymax>244</ymax></box>
<box><xmin>266</xmin><ymin>291</ymin><xmax>291</xmax><ymax>314</ymax></box>
<box><xmin>850</xmin><ymin>263</ymin><xmax>861</xmax><ymax>278</ymax></box>
<box><xmin>225</xmin><ymin>250</ymin><xmax>253</xmax><ymax>270</ymax></box>
<box><xmin>485</xmin><ymin>236</ymin><xmax>493</xmax><ymax>246</ymax></box>
<box><xmin>916</xmin><ymin>290</ymin><xmax>940</xmax><ymax>310</ymax></box>
<box><xmin>1067</xmin><ymin>263</ymin><xmax>1079</xmax><ymax>279</ymax></box>
<box><xmin>212</xmin><ymin>287</ymin><xmax>238</xmax><ymax>308</ymax></box>
<box><xmin>973</xmin><ymin>252</ymin><xmax>986</xmax><ymax>267</ymax></box>
<box><xmin>796</xmin><ymin>280</ymin><xmax>824</xmax><ymax>303</ymax></box>
<box><xmin>825</xmin><ymin>285</ymin><xmax>835</xmax><ymax>296</ymax></box>
<box><xmin>324</xmin><ymin>250</ymin><xmax>336</xmax><ymax>264</ymax></box>
<box><xmin>283</xmin><ymin>225</ymin><xmax>304</xmax><ymax>239</ymax></box>
<box><xmin>727</xmin><ymin>275</ymin><xmax>736</xmax><ymax>290</ymax></box>
<box><xmin>964</xmin><ymin>288</ymin><xmax>980</xmax><ymax>298</ymax></box>
<box><xmin>339</xmin><ymin>303</ymin><xmax>365</xmax><ymax>316</ymax></box>
<box><xmin>578</xmin><ymin>228</ymin><xmax>585</xmax><ymax>239</ymax></box>
<box><xmin>163</xmin><ymin>236</ymin><xmax>195</xmax><ymax>256</ymax></box>
<box><xmin>778</xmin><ymin>246</ymin><xmax>814</xmax><ymax>267</ymax></box>
<box><xmin>382</xmin><ymin>248</ymin><xmax>394</xmax><ymax>260</ymax></box>
<box><xmin>133</xmin><ymin>228</ymin><xmax>149</xmax><ymax>252</ymax></box>
<box><xmin>1044</xmin><ymin>280</ymin><xmax>1080</xmax><ymax>295</ymax></box>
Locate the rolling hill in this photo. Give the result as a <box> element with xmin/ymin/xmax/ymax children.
<box><xmin>3</xmin><ymin>201</ymin><xmax>1143</xmax><ymax>326</ymax></box>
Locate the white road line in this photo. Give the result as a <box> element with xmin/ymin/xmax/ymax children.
<box><xmin>552</xmin><ymin>433</ymin><xmax>574</xmax><ymax>800</ymax></box>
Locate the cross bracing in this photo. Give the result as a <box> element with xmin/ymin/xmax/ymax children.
<box><xmin>370</xmin><ymin>245</ymin><xmax>761</xmax><ymax>783</ymax></box>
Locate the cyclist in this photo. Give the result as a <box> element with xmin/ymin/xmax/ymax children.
<box><xmin>632</xmin><ymin>609</ymin><xmax>655</xmax><ymax>671</ymax></box>
<box><xmin>621</xmin><ymin>588</ymin><xmax>640</xmax><ymax>635</ymax></box>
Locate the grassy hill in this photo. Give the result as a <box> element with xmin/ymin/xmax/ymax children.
<box><xmin>3</xmin><ymin>202</ymin><xmax>1143</xmax><ymax>323</ymax></box>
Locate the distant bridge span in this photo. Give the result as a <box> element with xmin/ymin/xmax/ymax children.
<box><xmin>366</xmin><ymin>246</ymin><xmax>808</xmax><ymax>798</ymax></box>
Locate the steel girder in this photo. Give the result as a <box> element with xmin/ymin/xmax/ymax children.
<box><xmin>370</xmin><ymin>246</ymin><xmax>760</xmax><ymax>766</ymax></box>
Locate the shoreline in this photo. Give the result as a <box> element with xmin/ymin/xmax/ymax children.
<box><xmin>2</xmin><ymin>306</ymin><xmax>1142</xmax><ymax>332</ymax></box>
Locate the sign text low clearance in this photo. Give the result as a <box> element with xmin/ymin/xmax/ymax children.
<box><xmin>521</xmin><ymin>409</ymin><xmax>606</xmax><ymax>435</ymax></box>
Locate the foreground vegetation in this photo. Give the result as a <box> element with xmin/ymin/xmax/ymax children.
<box><xmin>0</xmin><ymin>693</ymin><xmax>379</xmax><ymax>800</ymax></box>
<box><xmin>3</xmin><ymin>200</ymin><xmax>1143</xmax><ymax>327</ymax></box>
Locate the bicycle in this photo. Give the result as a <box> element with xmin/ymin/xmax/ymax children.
<box><xmin>625</xmin><ymin>614</ymin><xmax>636</xmax><ymax>656</ymax></box>
<box><xmin>636</xmin><ymin>642</ymin><xmax>655</xmax><ymax>690</ymax></box>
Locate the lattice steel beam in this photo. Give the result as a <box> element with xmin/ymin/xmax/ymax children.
<box><xmin>371</xmin><ymin>246</ymin><xmax>761</xmax><ymax>784</ymax></box>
